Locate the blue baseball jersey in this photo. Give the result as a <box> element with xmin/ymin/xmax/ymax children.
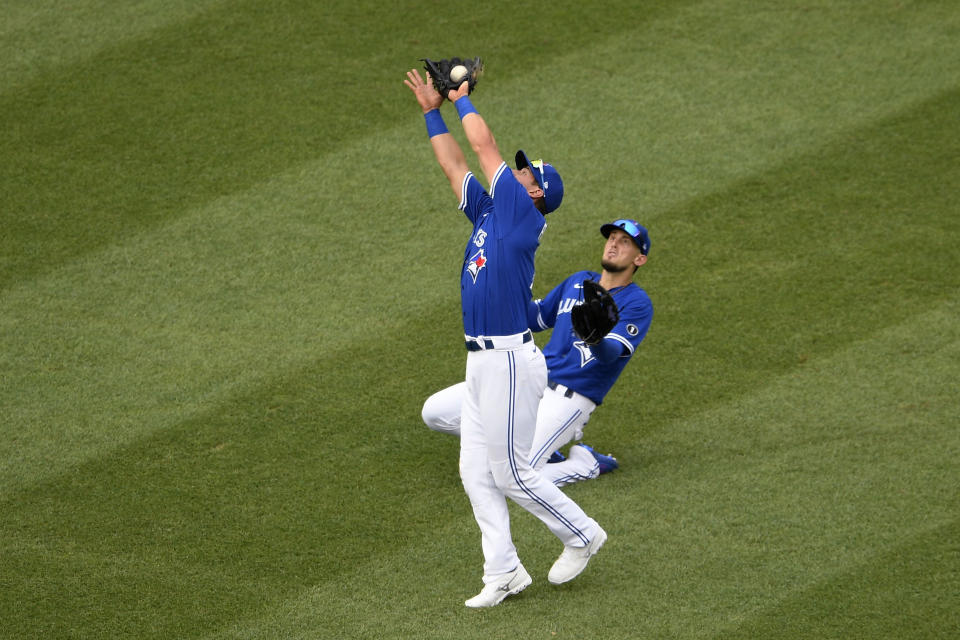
<box><xmin>529</xmin><ymin>270</ymin><xmax>653</xmax><ymax>405</ymax></box>
<box><xmin>458</xmin><ymin>165</ymin><xmax>546</xmax><ymax>337</ymax></box>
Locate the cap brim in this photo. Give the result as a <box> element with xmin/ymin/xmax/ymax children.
<box><xmin>515</xmin><ymin>150</ymin><xmax>545</xmax><ymax>190</ymax></box>
<box><xmin>600</xmin><ymin>223</ymin><xmax>626</xmax><ymax>239</ymax></box>
<box><xmin>601</xmin><ymin>223</ymin><xmax>648</xmax><ymax>254</ymax></box>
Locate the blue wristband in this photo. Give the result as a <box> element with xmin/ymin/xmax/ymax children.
<box><xmin>424</xmin><ymin>109</ymin><xmax>448</xmax><ymax>137</ymax></box>
<box><xmin>455</xmin><ymin>96</ymin><xmax>477</xmax><ymax>120</ymax></box>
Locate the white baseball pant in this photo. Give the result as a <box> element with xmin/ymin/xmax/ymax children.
<box><xmin>458</xmin><ymin>340</ymin><xmax>601</xmax><ymax>581</ymax></box>
<box><xmin>423</xmin><ymin>380</ymin><xmax>601</xmax><ymax>487</ymax></box>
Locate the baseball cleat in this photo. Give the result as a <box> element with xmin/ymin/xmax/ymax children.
<box><xmin>577</xmin><ymin>444</ymin><xmax>619</xmax><ymax>474</ymax></box>
<box><xmin>464</xmin><ymin>564</ymin><xmax>532</xmax><ymax>608</ymax></box>
<box><xmin>548</xmin><ymin>526</ymin><xmax>607</xmax><ymax>585</ymax></box>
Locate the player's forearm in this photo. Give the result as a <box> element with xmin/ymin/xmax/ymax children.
<box><xmin>430</xmin><ymin>130</ymin><xmax>467</xmax><ymax>175</ymax></box>
<box><xmin>590</xmin><ymin>338</ymin><xmax>623</xmax><ymax>363</ymax></box>
<box><xmin>453</xmin><ymin>96</ymin><xmax>501</xmax><ymax>180</ymax></box>
<box><xmin>461</xmin><ymin>113</ymin><xmax>496</xmax><ymax>154</ymax></box>
<box><xmin>462</xmin><ymin>123</ymin><xmax>498</xmax><ymax>163</ymax></box>
<box><xmin>423</xmin><ymin>108</ymin><xmax>469</xmax><ymax>190</ymax></box>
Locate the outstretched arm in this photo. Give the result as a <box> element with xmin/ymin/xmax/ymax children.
<box><xmin>447</xmin><ymin>82</ymin><xmax>504</xmax><ymax>187</ymax></box>
<box><xmin>404</xmin><ymin>69</ymin><xmax>470</xmax><ymax>200</ymax></box>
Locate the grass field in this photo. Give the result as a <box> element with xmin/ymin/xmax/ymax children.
<box><xmin>2</xmin><ymin>1</ymin><xmax>958</xmax><ymax>638</ymax></box>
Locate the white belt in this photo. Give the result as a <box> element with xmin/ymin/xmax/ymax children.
<box><xmin>465</xmin><ymin>330</ymin><xmax>533</xmax><ymax>351</ymax></box>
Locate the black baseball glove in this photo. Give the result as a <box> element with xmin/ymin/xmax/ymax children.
<box><xmin>570</xmin><ymin>280</ymin><xmax>620</xmax><ymax>345</ymax></box>
<box><xmin>421</xmin><ymin>57</ymin><xmax>483</xmax><ymax>98</ymax></box>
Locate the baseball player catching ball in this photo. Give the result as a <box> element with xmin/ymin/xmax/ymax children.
<box><xmin>404</xmin><ymin>64</ymin><xmax>606</xmax><ymax>608</ymax></box>
<box><xmin>422</xmin><ymin>219</ymin><xmax>653</xmax><ymax>488</ymax></box>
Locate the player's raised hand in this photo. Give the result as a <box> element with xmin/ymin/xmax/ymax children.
<box><xmin>404</xmin><ymin>69</ymin><xmax>443</xmax><ymax>114</ymax></box>
<box><xmin>447</xmin><ymin>80</ymin><xmax>470</xmax><ymax>103</ymax></box>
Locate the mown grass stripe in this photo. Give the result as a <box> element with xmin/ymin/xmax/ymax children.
<box><xmin>192</xmin><ymin>296</ymin><xmax>959</xmax><ymax>639</ymax></box>
<box><xmin>0</xmin><ymin>1</ymin><xmax>227</xmax><ymax>90</ymax></box>
<box><xmin>0</xmin><ymin>0</ymin><xmax>690</xmax><ymax>289</ymax></box>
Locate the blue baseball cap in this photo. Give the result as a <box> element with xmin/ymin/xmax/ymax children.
<box><xmin>515</xmin><ymin>150</ymin><xmax>564</xmax><ymax>214</ymax></box>
<box><xmin>601</xmin><ymin>218</ymin><xmax>650</xmax><ymax>255</ymax></box>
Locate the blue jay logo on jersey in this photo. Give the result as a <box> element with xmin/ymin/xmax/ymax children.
<box><xmin>466</xmin><ymin>249</ymin><xmax>487</xmax><ymax>283</ymax></box>
<box><xmin>573</xmin><ymin>340</ymin><xmax>595</xmax><ymax>367</ymax></box>
<box><xmin>473</xmin><ymin>229</ymin><xmax>487</xmax><ymax>248</ymax></box>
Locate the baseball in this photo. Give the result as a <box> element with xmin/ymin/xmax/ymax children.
<box><xmin>450</xmin><ymin>64</ymin><xmax>468</xmax><ymax>83</ymax></box>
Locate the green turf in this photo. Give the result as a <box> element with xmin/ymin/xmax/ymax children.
<box><xmin>2</xmin><ymin>1</ymin><xmax>958</xmax><ymax>638</ymax></box>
